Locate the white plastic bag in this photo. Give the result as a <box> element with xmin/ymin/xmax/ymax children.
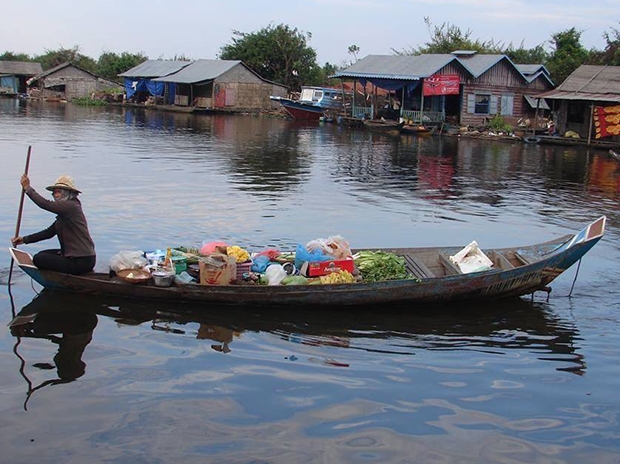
<box><xmin>449</xmin><ymin>241</ymin><xmax>493</xmax><ymax>274</ymax></box>
<box><xmin>265</xmin><ymin>264</ymin><xmax>287</xmax><ymax>285</ymax></box>
<box><xmin>305</xmin><ymin>235</ymin><xmax>352</xmax><ymax>260</ymax></box>
<box><xmin>109</xmin><ymin>250</ymin><xmax>148</xmax><ymax>272</ymax></box>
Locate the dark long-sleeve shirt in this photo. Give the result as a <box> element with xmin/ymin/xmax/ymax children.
<box><xmin>23</xmin><ymin>187</ymin><xmax>96</xmax><ymax>258</ymax></box>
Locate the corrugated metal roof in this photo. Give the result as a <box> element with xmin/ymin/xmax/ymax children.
<box><xmin>524</xmin><ymin>95</ymin><xmax>551</xmax><ymax>110</ymax></box>
<box><xmin>155</xmin><ymin>60</ymin><xmax>241</xmax><ymax>83</ymax></box>
<box><xmin>538</xmin><ymin>65</ymin><xmax>620</xmax><ymax>102</ymax></box>
<box><xmin>118</xmin><ymin>60</ymin><xmax>191</xmax><ymax>78</ymax></box>
<box><xmin>516</xmin><ymin>64</ymin><xmax>550</xmax><ymax>76</ymax></box>
<box><xmin>332</xmin><ymin>53</ymin><xmax>535</xmax><ymax>81</ymax></box>
<box><xmin>0</xmin><ymin>61</ymin><xmax>43</xmax><ymax>76</ymax></box>
<box><xmin>332</xmin><ymin>54</ymin><xmax>462</xmax><ymax>80</ymax></box>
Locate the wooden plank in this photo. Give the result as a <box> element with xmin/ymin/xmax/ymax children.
<box><xmin>514</xmin><ymin>251</ymin><xmax>530</xmax><ymax>265</ymax></box>
<box><xmin>438</xmin><ymin>252</ymin><xmax>462</xmax><ymax>276</ymax></box>
<box><xmin>487</xmin><ymin>250</ymin><xmax>515</xmax><ymax>270</ymax></box>
<box><xmin>402</xmin><ymin>254</ymin><xmax>435</xmax><ymax>279</ymax></box>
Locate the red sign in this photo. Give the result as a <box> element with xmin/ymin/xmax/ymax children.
<box><xmin>423</xmin><ymin>74</ymin><xmax>460</xmax><ymax>96</ymax></box>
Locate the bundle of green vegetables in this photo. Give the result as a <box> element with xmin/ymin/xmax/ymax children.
<box><xmin>353</xmin><ymin>251</ymin><xmax>417</xmax><ymax>283</ymax></box>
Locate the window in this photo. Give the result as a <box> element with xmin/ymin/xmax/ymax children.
<box><xmin>474</xmin><ymin>94</ymin><xmax>490</xmax><ymax>114</ymax></box>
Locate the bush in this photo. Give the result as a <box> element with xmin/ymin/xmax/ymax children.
<box><xmin>72</xmin><ymin>97</ymin><xmax>108</xmax><ymax>106</ymax></box>
<box><xmin>487</xmin><ymin>115</ymin><xmax>512</xmax><ymax>133</ymax></box>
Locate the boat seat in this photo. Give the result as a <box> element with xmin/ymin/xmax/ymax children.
<box><xmin>514</xmin><ymin>251</ymin><xmax>531</xmax><ymax>265</ymax></box>
<box><xmin>438</xmin><ymin>252</ymin><xmax>462</xmax><ymax>276</ymax></box>
<box><xmin>486</xmin><ymin>250</ymin><xmax>515</xmax><ymax>270</ymax></box>
<box><xmin>402</xmin><ymin>254</ymin><xmax>435</xmax><ymax>279</ymax></box>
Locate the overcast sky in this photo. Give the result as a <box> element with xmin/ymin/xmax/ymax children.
<box><xmin>1</xmin><ymin>0</ymin><xmax>617</xmax><ymax>66</ymax></box>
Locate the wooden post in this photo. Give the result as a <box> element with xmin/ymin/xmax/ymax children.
<box><xmin>587</xmin><ymin>103</ymin><xmax>594</xmax><ymax>146</ymax></box>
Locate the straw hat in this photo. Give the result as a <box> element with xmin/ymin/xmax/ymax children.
<box><xmin>46</xmin><ymin>175</ymin><xmax>81</xmax><ymax>193</ymax></box>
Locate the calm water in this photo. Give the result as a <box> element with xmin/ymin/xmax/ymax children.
<box><xmin>1</xmin><ymin>99</ymin><xmax>620</xmax><ymax>463</ymax></box>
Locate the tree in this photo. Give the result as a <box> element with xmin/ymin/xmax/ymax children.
<box><xmin>590</xmin><ymin>23</ymin><xmax>620</xmax><ymax>66</ymax></box>
<box><xmin>545</xmin><ymin>28</ymin><xmax>590</xmax><ymax>84</ymax></box>
<box><xmin>0</xmin><ymin>51</ymin><xmax>33</xmax><ymax>62</ymax></box>
<box><xmin>34</xmin><ymin>46</ymin><xmax>97</xmax><ymax>72</ymax></box>
<box><xmin>394</xmin><ymin>17</ymin><xmax>504</xmax><ymax>55</ymax></box>
<box><xmin>504</xmin><ymin>43</ymin><xmax>549</xmax><ymax>65</ymax></box>
<box><xmin>218</xmin><ymin>23</ymin><xmax>322</xmax><ymax>90</ymax></box>
<box><xmin>347</xmin><ymin>45</ymin><xmax>360</xmax><ymax>63</ymax></box>
<box><xmin>97</xmin><ymin>51</ymin><xmax>148</xmax><ymax>81</ymax></box>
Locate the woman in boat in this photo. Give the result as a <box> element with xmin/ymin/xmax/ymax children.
<box><xmin>11</xmin><ymin>174</ymin><xmax>96</xmax><ymax>275</ymax></box>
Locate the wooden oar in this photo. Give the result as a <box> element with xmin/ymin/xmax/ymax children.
<box><xmin>8</xmin><ymin>145</ymin><xmax>32</xmax><ymax>285</ymax></box>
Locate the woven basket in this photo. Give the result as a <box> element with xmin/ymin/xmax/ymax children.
<box><xmin>236</xmin><ymin>261</ymin><xmax>253</xmax><ymax>280</ymax></box>
<box><xmin>116</xmin><ymin>268</ymin><xmax>152</xmax><ymax>284</ymax></box>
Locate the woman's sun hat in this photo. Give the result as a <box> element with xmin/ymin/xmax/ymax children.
<box><xmin>46</xmin><ymin>175</ymin><xmax>81</xmax><ymax>193</ymax></box>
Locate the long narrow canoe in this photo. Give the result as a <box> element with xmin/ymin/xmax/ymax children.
<box><xmin>9</xmin><ymin>216</ymin><xmax>606</xmax><ymax>307</ymax></box>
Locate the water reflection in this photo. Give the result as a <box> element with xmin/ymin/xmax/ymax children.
<box><xmin>9</xmin><ymin>294</ymin><xmax>98</xmax><ymax>409</ymax></box>
<box><xmin>10</xmin><ymin>290</ymin><xmax>586</xmax><ymax>379</ymax></box>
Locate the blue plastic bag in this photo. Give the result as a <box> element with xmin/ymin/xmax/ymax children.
<box><xmin>251</xmin><ymin>255</ymin><xmax>271</xmax><ymax>273</ymax></box>
<box><xmin>294</xmin><ymin>243</ymin><xmax>329</xmax><ymax>269</ymax></box>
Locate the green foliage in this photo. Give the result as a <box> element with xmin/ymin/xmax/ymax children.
<box><xmin>34</xmin><ymin>46</ymin><xmax>97</xmax><ymax>72</ymax></box>
<box><xmin>394</xmin><ymin>17</ymin><xmax>505</xmax><ymax>55</ymax></box>
<box><xmin>218</xmin><ymin>23</ymin><xmax>323</xmax><ymax>90</ymax></box>
<box><xmin>505</xmin><ymin>43</ymin><xmax>549</xmax><ymax>65</ymax></box>
<box><xmin>72</xmin><ymin>97</ymin><xmax>108</xmax><ymax>106</ymax></box>
<box><xmin>546</xmin><ymin>28</ymin><xmax>590</xmax><ymax>84</ymax></box>
<box><xmin>590</xmin><ymin>22</ymin><xmax>620</xmax><ymax>66</ymax></box>
<box><xmin>0</xmin><ymin>51</ymin><xmax>33</xmax><ymax>62</ymax></box>
<box><xmin>487</xmin><ymin>115</ymin><xmax>512</xmax><ymax>133</ymax></box>
<box><xmin>97</xmin><ymin>51</ymin><xmax>148</xmax><ymax>81</ymax></box>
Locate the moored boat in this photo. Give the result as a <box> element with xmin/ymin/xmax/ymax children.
<box><xmin>270</xmin><ymin>86</ymin><xmax>346</xmax><ymax>121</ymax></box>
<box><xmin>9</xmin><ymin>216</ymin><xmax>606</xmax><ymax>307</ymax></box>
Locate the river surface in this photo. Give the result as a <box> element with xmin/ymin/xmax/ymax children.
<box><xmin>1</xmin><ymin>99</ymin><xmax>619</xmax><ymax>463</ymax></box>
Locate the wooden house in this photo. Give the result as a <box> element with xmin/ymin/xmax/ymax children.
<box><xmin>331</xmin><ymin>51</ymin><xmax>554</xmax><ymax>126</ymax></box>
<box><xmin>0</xmin><ymin>61</ymin><xmax>43</xmax><ymax>96</ymax></box>
<box><xmin>538</xmin><ymin>65</ymin><xmax>620</xmax><ymax>144</ymax></box>
<box><xmin>120</xmin><ymin>59</ymin><xmax>287</xmax><ymax>112</ymax></box>
<box><xmin>28</xmin><ymin>62</ymin><xmax>119</xmax><ymax>101</ymax></box>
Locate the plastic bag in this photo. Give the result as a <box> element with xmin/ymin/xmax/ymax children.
<box><xmin>109</xmin><ymin>250</ymin><xmax>148</xmax><ymax>272</ymax></box>
<box><xmin>294</xmin><ymin>243</ymin><xmax>329</xmax><ymax>269</ymax></box>
<box><xmin>200</xmin><ymin>241</ymin><xmax>228</xmax><ymax>255</ymax></box>
<box><xmin>449</xmin><ymin>241</ymin><xmax>493</xmax><ymax>274</ymax></box>
<box><xmin>306</xmin><ymin>235</ymin><xmax>351</xmax><ymax>260</ymax></box>
<box><xmin>255</xmin><ymin>248</ymin><xmax>281</xmax><ymax>260</ymax></box>
<box><xmin>251</xmin><ymin>255</ymin><xmax>271</xmax><ymax>273</ymax></box>
<box><xmin>265</xmin><ymin>264</ymin><xmax>287</xmax><ymax>285</ymax></box>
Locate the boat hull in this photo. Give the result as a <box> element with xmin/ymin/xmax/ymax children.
<box><xmin>272</xmin><ymin>98</ymin><xmax>324</xmax><ymax>120</ymax></box>
<box><xmin>10</xmin><ymin>217</ymin><xmax>606</xmax><ymax>307</ymax></box>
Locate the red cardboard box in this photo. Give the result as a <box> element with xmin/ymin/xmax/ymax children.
<box><xmin>300</xmin><ymin>258</ymin><xmax>355</xmax><ymax>277</ymax></box>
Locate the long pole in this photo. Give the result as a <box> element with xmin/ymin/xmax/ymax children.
<box><xmin>8</xmin><ymin>145</ymin><xmax>32</xmax><ymax>284</ymax></box>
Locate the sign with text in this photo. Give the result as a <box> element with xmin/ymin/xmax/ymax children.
<box><xmin>423</xmin><ymin>74</ymin><xmax>460</xmax><ymax>96</ymax></box>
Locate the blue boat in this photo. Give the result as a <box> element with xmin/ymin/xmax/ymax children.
<box><xmin>9</xmin><ymin>216</ymin><xmax>605</xmax><ymax>307</ymax></box>
<box><xmin>270</xmin><ymin>87</ymin><xmax>346</xmax><ymax>120</ymax></box>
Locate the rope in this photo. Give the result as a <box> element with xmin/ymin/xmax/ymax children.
<box><xmin>568</xmin><ymin>258</ymin><xmax>582</xmax><ymax>298</ymax></box>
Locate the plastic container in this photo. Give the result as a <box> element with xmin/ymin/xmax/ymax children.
<box><xmin>171</xmin><ymin>255</ymin><xmax>187</xmax><ymax>274</ymax></box>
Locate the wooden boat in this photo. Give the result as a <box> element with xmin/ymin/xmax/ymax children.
<box><xmin>609</xmin><ymin>149</ymin><xmax>620</xmax><ymax>161</ymax></box>
<box><xmin>401</xmin><ymin>124</ymin><xmax>433</xmax><ymax>135</ymax></box>
<box><xmin>9</xmin><ymin>216</ymin><xmax>606</xmax><ymax>307</ymax></box>
<box><xmin>270</xmin><ymin>86</ymin><xmax>346</xmax><ymax>121</ymax></box>
<box><xmin>362</xmin><ymin>119</ymin><xmax>405</xmax><ymax>132</ymax></box>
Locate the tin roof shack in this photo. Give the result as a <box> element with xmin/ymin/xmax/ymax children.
<box><xmin>154</xmin><ymin>59</ymin><xmax>287</xmax><ymax>113</ymax></box>
<box><xmin>332</xmin><ymin>51</ymin><xmax>553</xmax><ymax>127</ymax></box>
<box><xmin>538</xmin><ymin>65</ymin><xmax>620</xmax><ymax>145</ymax></box>
<box><xmin>0</xmin><ymin>61</ymin><xmax>43</xmax><ymax>96</ymax></box>
<box><xmin>119</xmin><ymin>60</ymin><xmax>191</xmax><ymax>105</ymax></box>
<box><xmin>28</xmin><ymin>62</ymin><xmax>119</xmax><ymax>101</ymax></box>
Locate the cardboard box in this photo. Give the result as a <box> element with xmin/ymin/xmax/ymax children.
<box><xmin>199</xmin><ymin>254</ymin><xmax>237</xmax><ymax>285</ymax></box>
<box><xmin>299</xmin><ymin>258</ymin><xmax>355</xmax><ymax>277</ymax></box>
